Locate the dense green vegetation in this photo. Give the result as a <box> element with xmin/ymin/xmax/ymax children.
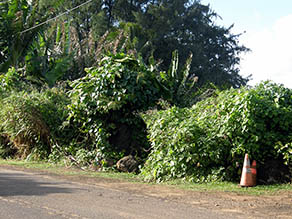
<box><xmin>1</xmin><ymin>0</ymin><xmax>291</xmax><ymax>185</ymax></box>
<box><xmin>141</xmin><ymin>82</ymin><xmax>292</xmax><ymax>183</ymax></box>
<box><xmin>66</xmin><ymin>53</ymin><xmax>162</xmax><ymax>166</ymax></box>
<box><xmin>1</xmin><ymin>0</ymin><xmax>249</xmax><ymax>88</ymax></box>
<box><xmin>0</xmin><ymin>68</ymin><xmax>69</xmax><ymax>159</ymax></box>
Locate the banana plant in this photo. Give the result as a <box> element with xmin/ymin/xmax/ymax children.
<box><xmin>0</xmin><ymin>0</ymin><xmax>73</xmax><ymax>87</ymax></box>
<box><xmin>0</xmin><ymin>0</ymin><xmax>46</xmax><ymax>73</ymax></box>
<box><xmin>158</xmin><ymin>50</ymin><xmax>198</xmax><ymax>107</ymax></box>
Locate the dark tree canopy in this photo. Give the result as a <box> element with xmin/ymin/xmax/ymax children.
<box><xmin>133</xmin><ymin>0</ymin><xmax>250</xmax><ymax>88</ymax></box>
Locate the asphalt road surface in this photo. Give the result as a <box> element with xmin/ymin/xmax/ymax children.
<box><xmin>0</xmin><ymin>166</ymin><xmax>244</xmax><ymax>219</ymax></box>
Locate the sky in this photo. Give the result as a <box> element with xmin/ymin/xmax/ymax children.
<box><xmin>200</xmin><ymin>0</ymin><xmax>292</xmax><ymax>88</ymax></box>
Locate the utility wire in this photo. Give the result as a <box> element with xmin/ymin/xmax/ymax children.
<box><xmin>20</xmin><ymin>0</ymin><xmax>94</xmax><ymax>34</ymax></box>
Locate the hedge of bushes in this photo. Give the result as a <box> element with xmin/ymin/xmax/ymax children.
<box><xmin>1</xmin><ymin>65</ymin><xmax>292</xmax><ymax>184</ymax></box>
<box><xmin>0</xmin><ymin>68</ymin><xmax>69</xmax><ymax>160</ymax></box>
<box><xmin>141</xmin><ymin>82</ymin><xmax>292</xmax><ymax>183</ymax></box>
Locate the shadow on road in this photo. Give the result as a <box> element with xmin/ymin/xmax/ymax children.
<box><xmin>0</xmin><ymin>172</ymin><xmax>73</xmax><ymax>197</ymax></box>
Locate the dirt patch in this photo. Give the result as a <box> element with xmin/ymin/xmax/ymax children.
<box><xmin>2</xmin><ymin>164</ymin><xmax>292</xmax><ymax>218</ymax></box>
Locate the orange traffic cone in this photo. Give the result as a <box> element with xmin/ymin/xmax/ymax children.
<box><xmin>240</xmin><ymin>154</ymin><xmax>256</xmax><ymax>187</ymax></box>
<box><xmin>251</xmin><ymin>160</ymin><xmax>257</xmax><ymax>185</ymax></box>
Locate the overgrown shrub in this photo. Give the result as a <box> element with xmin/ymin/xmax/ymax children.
<box><xmin>0</xmin><ymin>67</ymin><xmax>45</xmax><ymax>96</ymax></box>
<box><xmin>141</xmin><ymin>81</ymin><xmax>292</xmax><ymax>183</ymax></box>
<box><xmin>0</xmin><ymin>88</ymin><xmax>69</xmax><ymax>160</ymax></box>
<box><xmin>141</xmin><ymin>107</ymin><xmax>207</xmax><ymax>182</ymax></box>
<box><xmin>0</xmin><ymin>133</ymin><xmax>16</xmax><ymax>158</ymax></box>
<box><xmin>66</xmin><ymin>53</ymin><xmax>162</xmax><ymax>167</ymax></box>
<box><xmin>0</xmin><ymin>67</ymin><xmax>27</xmax><ymax>96</ymax></box>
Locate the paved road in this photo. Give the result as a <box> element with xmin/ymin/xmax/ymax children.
<box><xmin>0</xmin><ymin>167</ymin><xmax>241</xmax><ymax>219</ymax></box>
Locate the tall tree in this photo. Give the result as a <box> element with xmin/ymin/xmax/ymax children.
<box><xmin>134</xmin><ymin>0</ymin><xmax>250</xmax><ymax>88</ymax></box>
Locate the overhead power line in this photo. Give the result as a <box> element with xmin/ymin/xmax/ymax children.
<box><xmin>20</xmin><ymin>0</ymin><xmax>94</xmax><ymax>34</ymax></box>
